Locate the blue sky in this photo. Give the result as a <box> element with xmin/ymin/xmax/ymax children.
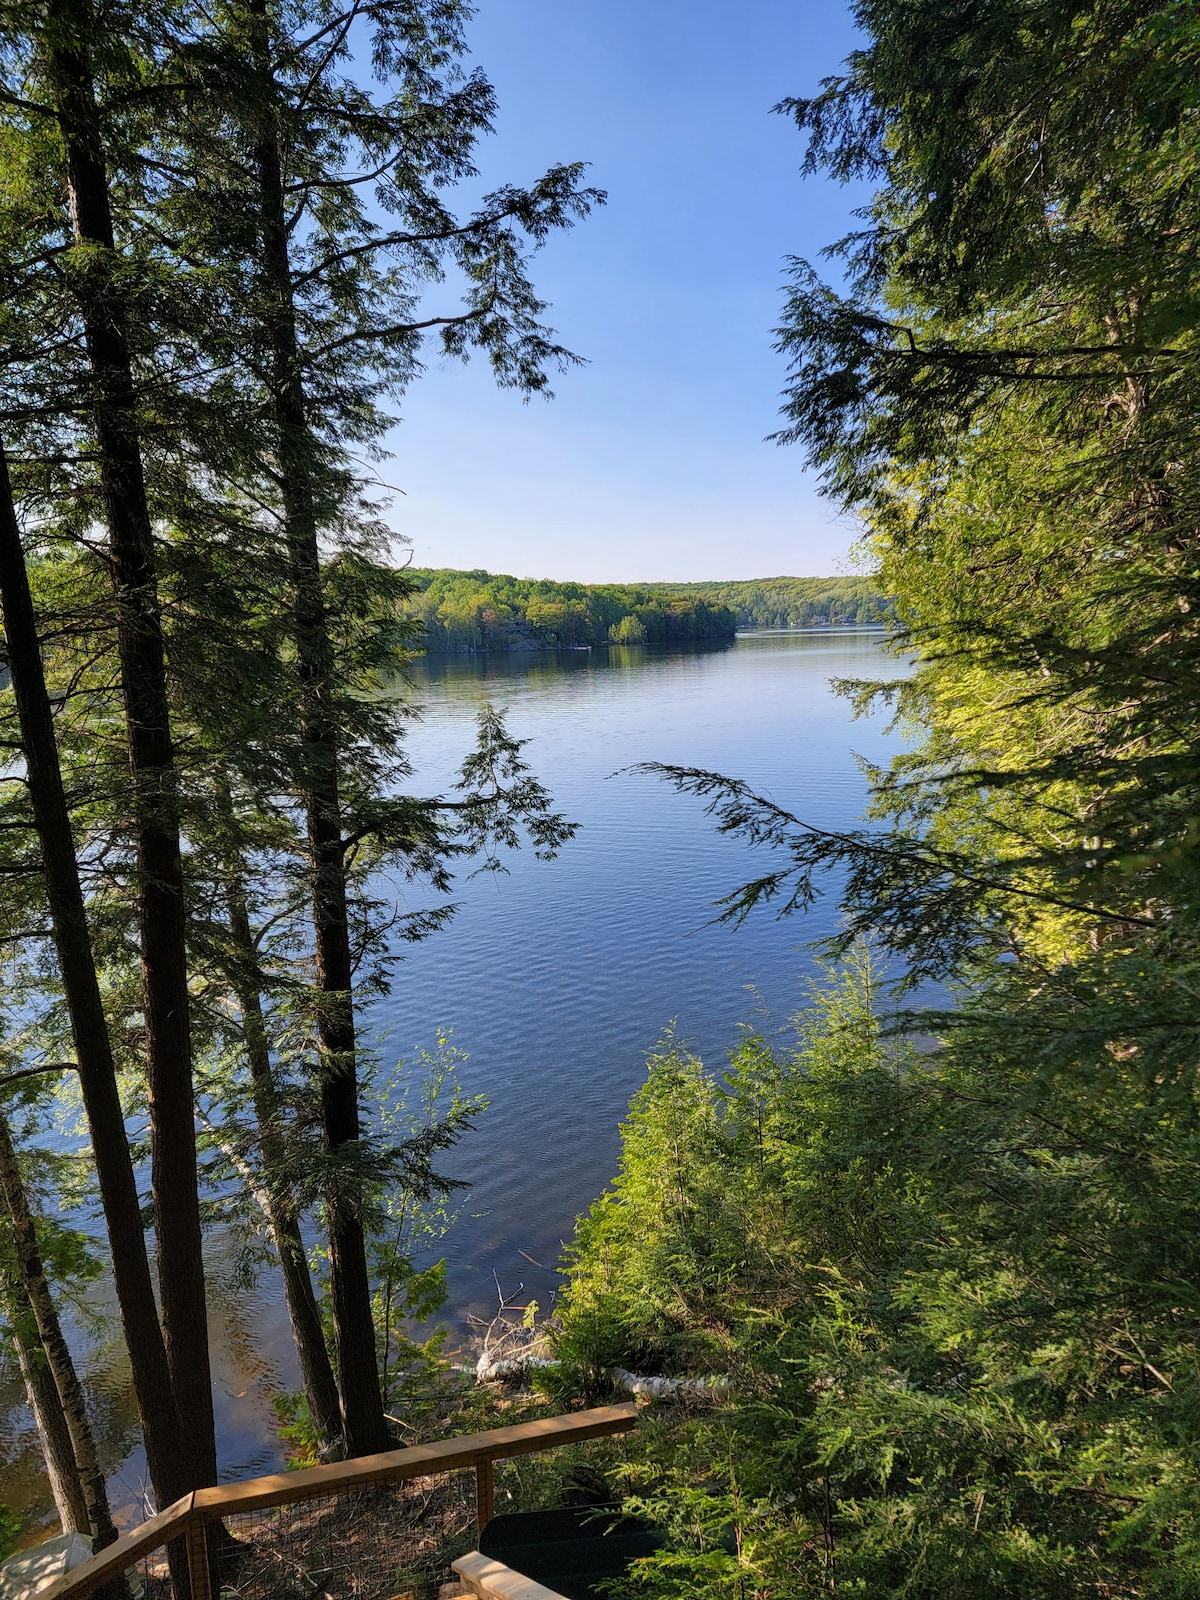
<box><xmin>387</xmin><ymin>0</ymin><xmax>869</xmax><ymax>583</ymax></box>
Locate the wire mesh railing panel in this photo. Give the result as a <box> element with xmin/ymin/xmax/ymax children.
<box><xmin>491</xmin><ymin>1431</ymin><xmax>639</xmax><ymax>1520</ymax></box>
<box><xmin>127</xmin><ymin>1541</ymin><xmax>175</xmax><ymax>1600</ymax></box>
<box><xmin>209</xmin><ymin>1471</ymin><xmax>477</xmax><ymax>1600</ymax></box>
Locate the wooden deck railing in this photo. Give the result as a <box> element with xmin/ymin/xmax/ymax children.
<box><xmin>40</xmin><ymin>1404</ymin><xmax>639</xmax><ymax>1600</ymax></box>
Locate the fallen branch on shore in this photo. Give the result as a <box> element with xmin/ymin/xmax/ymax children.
<box><xmin>468</xmin><ymin>1276</ymin><xmax>731</xmax><ymax>1398</ymax></box>
<box><xmin>471</xmin><ymin>1346</ymin><xmax>730</xmax><ymax>1398</ymax></box>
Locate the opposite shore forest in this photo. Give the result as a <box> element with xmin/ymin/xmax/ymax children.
<box><xmin>403</xmin><ymin>571</ymin><xmax>886</xmax><ymax>651</ymax></box>
<box><xmin>1</xmin><ymin>1</ymin><xmax>1198</xmax><ymax>1598</ymax></box>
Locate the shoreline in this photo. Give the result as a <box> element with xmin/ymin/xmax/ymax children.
<box><xmin>416</xmin><ymin>623</ymin><xmax>887</xmax><ymax>658</ymax></box>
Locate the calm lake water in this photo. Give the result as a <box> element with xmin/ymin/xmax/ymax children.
<box><xmin>0</xmin><ymin>628</ymin><xmax>904</xmax><ymax>1531</ymax></box>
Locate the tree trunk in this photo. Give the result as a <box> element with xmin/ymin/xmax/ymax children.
<box><xmin>246</xmin><ymin>0</ymin><xmax>387</xmax><ymax>1457</ymax></box>
<box><xmin>224</xmin><ymin>872</ymin><xmax>344</xmax><ymax>1448</ymax></box>
<box><xmin>0</xmin><ymin>437</ymin><xmax>189</xmax><ymax>1514</ymax></box>
<box><xmin>1</xmin><ymin>1266</ymin><xmax>89</xmax><ymax>1535</ymax></box>
<box><xmin>42</xmin><ymin>0</ymin><xmax>216</xmax><ymax>1490</ymax></box>
<box><xmin>0</xmin><ymin>1112</ymin><xmax>117</xmax><ymax>1546</ymax></box>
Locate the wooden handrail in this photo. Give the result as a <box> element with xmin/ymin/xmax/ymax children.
<box><xmin>37</xmin><ymin>1495</ymin><xmax>196</xmax><ymax>1600</ymax></box>
<box><xmin>39</xmin><ymin>1405</ymin><xmax>639</xmax><ymax>1600</ymax></box>
<box><xmin>190</xmin><ymin>1405</ymin><xmax>638</xmax><ymax>1516</ymax></box>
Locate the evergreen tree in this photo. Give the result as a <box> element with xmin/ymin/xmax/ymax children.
<box><xmin>0</xmin><ymin>0</ymin><xmax>595</xmax><ymax>1504</ymax></box>
<box><xmin>0</xmin><ymin>1107</ymin><xmax>116</xmax><ymax>1546</ymax></box>
<box><xmin>0</xmin><ymin>431</ymin><xmax>192</xmax><ymax>1516</ymax></box>
<box><xmin>150</xmin><ymin>0</ymin><xmax>599</xmax><ymax>1455</ymax></box>
<box><xmin>45</xmin><ymin>0</ymin><xmax>217</xmax><ymax>1485</ymax></box>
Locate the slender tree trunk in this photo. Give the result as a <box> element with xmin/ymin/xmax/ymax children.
<box><xmin>0</xmin><ymin>1112</ymin><xmax>117</xmax><ymax>1546</ymax></box>
<box><xmin>224</xmin><ymin>873</ymin><xmax>344</xmax><ymax>1448</ymax></box>
<box><xmin>246</xmin><ymin>1</ymin><xmax>387</xmax><ymax>1457</ymax></box>
<box><xmin>42</xmin><ymin>0</ymin><xmax>216</xmax><ymax>1489</ymax></box>
<box><xmin>1</xmin><ymin>1266</ymin><xmax>89</xmax><ymax>1535</ymax></box>
<box><xmin>0</xmin><ymin>438</ymin><xmax>189</xmax><ymax>1514</ymax></box>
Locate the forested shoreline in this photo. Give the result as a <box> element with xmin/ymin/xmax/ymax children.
<box><xmin>405</xmin><ymin>570</ymin><xmax>737</xmax><ymax>651</ymax></box>
<box><xmin>405</xmin><ymin>569</ymin><xmax>884</xmax><ymax>652</ymax></box>
<box><xmin>636</xmin><ymin>574</ymin><xmax>888</xmax><ymax>630</ymax></box>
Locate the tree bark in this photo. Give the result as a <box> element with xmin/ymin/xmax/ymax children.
<box><xmin>0</xmin><ymin>1112</ymin><xmax>117</xmax><ymax>1546</ymax></box>
<box><xmin>224</xmin><ymin>872</ymin><xmax>344</xmax><ymax>1448</ymax></box>
<box><xmin>41</xmin><ymin>0</ymin><xmax>216</xmax><ymax>1490</ymax></box>
<box><xmin>0</xmin><ymin>437</ymin><xmax>190</xmax><ymax>1514</ymax></box>
<box><xmin>246</xmin><ymin>0</ymin><xmax>388</xmax><ymax>1457</ymax></box>
<box><xmin>1</xmin><ymin>1265</ymin><xmax>89</xmax><ymax>1535</ymax></box>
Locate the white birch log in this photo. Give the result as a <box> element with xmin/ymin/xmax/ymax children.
<box><xmin>471</xmin><ymin>1348</ymin><xmax>730</xmax><ymax>1397</ymax></box>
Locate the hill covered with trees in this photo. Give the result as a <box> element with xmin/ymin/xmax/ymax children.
<box><xmin>640</xmin><ymin>574</ymin><xmax>887</xmax><ymax>628</ymax></box>
<box><xmin>405</xmin><ymin>568</ymin><xmax>883</xmax><ymax>650</ymax></box>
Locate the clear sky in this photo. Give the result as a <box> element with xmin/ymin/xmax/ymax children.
<box><xmin>387</xmin><ymin>0</ymin><xmax>869</xmax><ymax>583</ymax></box>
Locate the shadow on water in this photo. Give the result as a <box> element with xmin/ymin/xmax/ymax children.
<box><xmin>0</xmin><ymin>629</ymin><xmax>903</xmax><ymax>1531</ymax></box>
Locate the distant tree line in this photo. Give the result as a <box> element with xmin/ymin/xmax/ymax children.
<box><xmin>640</xmin><ymin>574</ymin><xmax>888</xmax><ymax>629</ymax></box>
<box><xmin>406</xmin><ymin>569</ymin><xmax>738</xmax><ymax>649</ymax></box>
<box><xmin>406</xmin><ymin>568</ymin><xmax>884</xmax><ymax>651</ymax></box>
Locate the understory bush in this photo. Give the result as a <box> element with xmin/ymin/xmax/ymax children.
<box><xmin>549</xmin><ymin>946</ymin><xmax>1200</xmax><ymax>1598</ymax></box>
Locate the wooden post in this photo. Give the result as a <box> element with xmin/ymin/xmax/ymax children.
<box><xmin>185</xmin><ymin>1512</ymin><xmax>213</xmax><ymax>1600</ymax></box>
<box><xmin>475</xmin><ymin>1457</ymin><xmax>494</xmax><ymax>1533</ymax></box>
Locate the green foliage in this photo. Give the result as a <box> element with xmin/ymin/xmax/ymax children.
<box><xmin>0</xmin><ymin>1502</ymin><xmax>17</xmax><ymax>1562</ymax></box>
<box><xmin>555</xmin><ymin>949</ymin><xmax>1200</xmax><ymax>1596</ymax></box>
<box><xmin>757</xmin><ymin>0</ymin><xmax>1200</xmax><ymax>983</ymax></box>
<box><xmin>0</xmin><ymin>0</ymin><xmax>594</xmax><ymax>1484</ymax></box>
<box><xmin>609</xmin><ymin>615</ymin><xmax>648</xmax><ymax>644</ymax></box>
<box><xmin>403</xmin><ymin>569</ymin><xmax>742</xmax><ymax>650</ymax></box>
<box><xmin>270</xmin><ymin>1392</ymin><xmax>321</xmax><ymax>1470</ymax></box>
<box><xmin>597</xmin><ymin>6</ymin><xmax>1200</xmax><ymax>1592</ymax></box>
<box><xmin>369</xmin><ymin>1036</ymin><xmax>487</xmax><ymax>1416</ymax></box>
<box><xmin>635</xmin><ymin>576</ymin><xmax>889</xmax><ymax>630</ymax></box>
<box><xmin>405</xmin><ymin>568</ymin><xmax>889</xmax><ymax>650</ymax></box>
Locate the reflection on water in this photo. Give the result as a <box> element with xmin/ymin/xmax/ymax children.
<box><xmin>0</xmin><ymin>629</ymin><xmax>902</xmax><ymax>1531</ymax></box>
<box><xmin>1</xmin><ymin>1236</ymin><xmax>300</xmax><ymax>1540</ymax></box>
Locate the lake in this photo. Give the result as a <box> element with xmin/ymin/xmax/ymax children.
<box><xmin>0</xmin><ymin>628</ymin><xmax>904</xmax><ymax>1527</ymax></box>
<box><xmin>391</xmin><ymin>628</ymin><xmax>903</xmax><ymax>1322</ymax></box>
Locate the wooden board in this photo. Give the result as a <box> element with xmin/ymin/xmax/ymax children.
<box><xmin>190</xmin><ymin>1404</ymin><xmax>639</xmax><ymax>1518</ymax></box>
<box><xmin>453</xmin><ymin>1552</ymin><xmax>569</xmax><ymax>1600</ymax></box>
